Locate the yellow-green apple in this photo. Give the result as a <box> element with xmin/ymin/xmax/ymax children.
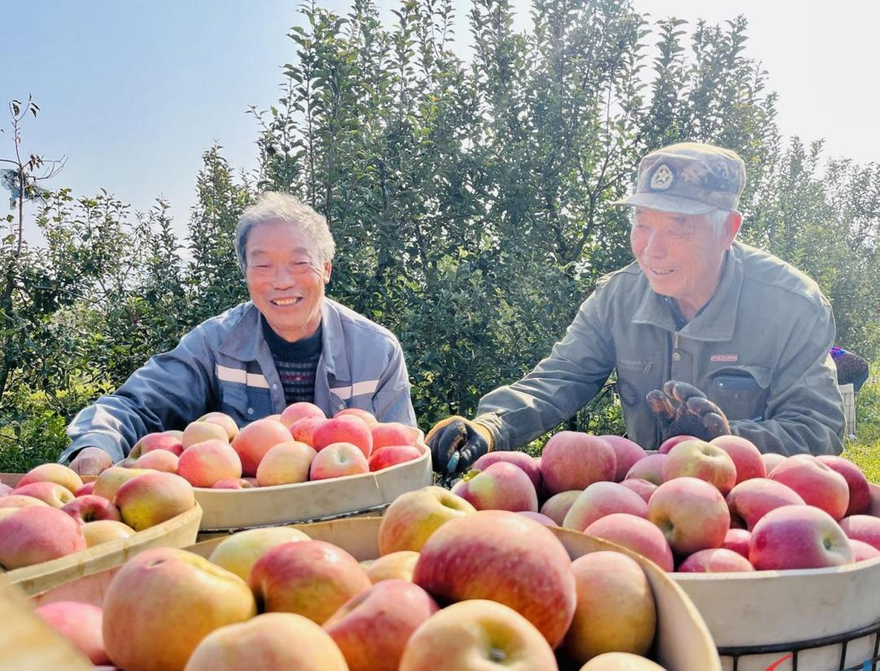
<box><xmin>208</xmin><ymin>527</ymin><xmax>311</xmax><ymax>581</ymax></box>
<box><xmin>134</xmin><ymin>449</ymin><xmax>180</xmax><ymax>473</ymax></box>
<box><xmin>658</xmin><ymin>434</ymin><xmax>698</xmax><ymax>454</ymax></box>
<box><xmin>103</xmin><ymin>547</ymin><xmax>256</xmax><ymax>671</ymax></box>
<box><xmin>540</xmin><ymin>432</ymin><xmax>616</xmax><ymax>495</ymax></box>
<box><xmin>839</xmin><ymin>515</ymin><xmax>880</xmax><ymax>552</ymax></box>
<box><xmin>563</xmin><ymin>551</ymin><xmax>656</xmax><ymax>663</ymax></box>
<box><xmin>279</xmin><ymin>401</ymin><xmax>326</xmax><ymax>429</ymax></box>
<box><xmin>212</xmin><ymin>478</ymin><xmax>255</xmax><ymax>489</ymax></box>
<box><xmin>0</xmin><ymin>494</ymin><xmax>49</xmax><ymax>509</ymax></box>
<box><xmin>309</xmin><ymin>442</ymin><xmax>370</xmax><ymax>481</ymax></box>
<box><xmin>725</xmin><ymin>478</ymin><xmax>805</xmax><ymax>530</ymax></box>
<box><xmin>369</xmin><ymin>445</ymin><xmax>422</xmax><ymax>471</ymax></box>
<box><xmin>182</xmin><ymin>420</ymin><xmax>229</xmax><ymax>449</ymax></box>
<box><xmin>231</xmin><ymin>418</ymin><xmax>292</xmax><ymax>476</ymax></box>
<box><xmin>313</xmin><ymin>416</ymin><xmax>374</xmax><ymax>458</ymax></box>
<box><xmin>648</xmin><ymin>477</ymin><xmax>730</xmax><ymax>555</ymax></box>
<box><xmin>61</xmin><ymin>494</ymin><xmax>122</xmax><ymax>523</ymax></box>
<box><xmin>371</xmin><ymin>422</ymin><xmax>418</xmax><ymax>450</ymax></box>
<box><xmin>74</xmin><ymin>481</ymin><xmax>95</xmax><ymax>497</ymax></box>
<box><xmin>539</xmin><ymin>490</ymin><xmax>582</xmax><ymax>526</ymax></box>
<box><xmin>177</xmin><ymin>439</ymin><xmax>242</xmax><ymax>487</ymax></box>
<box><xmin>256</xmin><ymin>440</ymin><xmax>316</xmax><ymax>486</ymax></box>
<box><xmin>710</xmin><ymin>435</ymin><xmax>765</xmax><ymax>483</ymax></box>
<box><xmin>184</xmin><ymin>612</ymin><xmax>348</xmax><ymax>671</ymax></box>
<box><xmin>35</xmin><ymin>601</ymin><xmax>110</xmax><ymax>665</ymax></box>
<box><xmin>399</xmin><ymin>599</ymin><xmax>558</xmax><ymax>671</ymax></box>
<box><xmin>851</xmin><ymin>539</ymin><xmax>880</xmax><ymax>562</ymax></box>
<box><xmin>519</xmin><ymin>511</ymin><xmax>559</xmax><ymax>526</ymax></box>
<box><xmin>14</xmin><ymin>481</ymin><xmax>76</xmax><ymax>508</ymax></box>
<box><xmin>451</xmin><ymin>462</ymin><xmax>538</xmax><ymax>513</ymax></box>
<box><xmin>82</xmin><ymin>520</ymin><xmax>135</xmax><ymax>547</ymax></box>
<box><xmin>761</xmin><ymin>452</ymin><xmax>786</xmax><ymax>474</ymax></box>
<box><xmin>248</xmin><ymin>540</ymin><xmax>372</xmax><ymax>624</ymax></box>
<box><xmin>324</xmin><ymin>579</ymin><xmax>439</xmax><ymax>671</ymax></box>
<box><xmin>625</xmin><ymin>454</ymin><xmax>666</xmax><ymax>486</ymax></box>
<box><xmin>661</xmin><ymin>440</ymin><xmax>737</xmax><ymax>495</ymax></box>
<box><xmin>0</xmin><ymin>506</ymin><xmax>86</xmax><ymax>569</ymax></box>
<box><xmin>378</xmin><ymin>486</ymin><xmax>476</xmax><ymax>555</ymax></box>
<box><xmin>620</xmin><ymin>478</ymin><xmax>658</xmax><ymax>504</ymax></box>
<box><xmin>114</xmin><ymin>472</ymin><xmax>195</xmax><ymax>531</ymax></box>
<box><xmin>580</xmin><ymin>652</ymin><xmax>667</xmax><ymax>670</ymax></box>
<box><xmin>130</xmin><ymin>431</ymin><xmax>184</xmax><ymax>459</ymax></box>
<box><xmin>584</xmin><ymin>514</ymin><xmax>675</xmax><ymax>572</ymax></box>
<box><xmin>335</xmin><ymin>407</ymin><xmax>378</xmax><ymax>426</ymax></box>
<box><xmin>563</xmin><ymin>482</ymin><xmax>648</xmax><ymax>532</ymax></box>
<box><xmin>677</xmin><ymin>548</ymin><xmax>755</xmax><ymax>572</ymax></box>
<box><xmin>365</xmin><ymin>551</ymin><xmax>421</xmax><ymax>583</ymax></box>
<box><xmin>473</xmin><ymin>451</ymin><xmax>543</xmax><ymax>493</ymax></box>
<box><xmin>290</xmin><ymin>416</ymin><xmax>326</xmax><ymax>446</ymax></box>
<box><xmin>17</xmin><ymin>463</ymin><xmax>83</xmax><ymax>494</ymax></box>
<box><xmin>768</xmin><ymin>455</ymin><xmax>850</xmax><ymax>520</ymax></box>
<box><xmin>817</xmin><ymin>455</ymin><xmax>872</xmax><ymax>516</ymax></box>
<box><xmin>750</xmin><ymin>505</ymin><xmax>854</xmax><ymax>570</ymax></box>
<box><xmin>413</xmin><ymin>510</ymin><xmax>576</xmax><ymax>647</ymax></box>
<box><xmin>721</xmin><ymin>528</ymin><xmax>751</xmax><ymax>558</ymax></box>
<box><xmin>598</xmin><ymin>435</ymin><xmax>648</xmax><ymax>482</ymax></box>
<box><xmin>92</xmin><ymin>467</ymin><xmax>156</xmax><ymax>501</ymax></box>
<box><xmin>198</xmin><ymin>412</ymin><xmax>239</xmax><ymax>441</ymax></box>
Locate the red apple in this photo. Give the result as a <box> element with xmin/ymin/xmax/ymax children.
<box><xmin>851</xmin><ymin>540</ymin><xmax>880</xmax><ymax>562</ymax></box>
<box><xmin>61</xmin><ymin>494</ymin><xmax>122</xmax><ymax>523</ymax></box>
<box><xmin>290</xmin><ymin>416</ymin><xmax>326</xmax><ymax>446</ymax></box>
<box><xmin>597</xmin><ymin>435</ymin><xmax>648</xmax><ymax>482</ymax></box>
<box><xmin>648</xmin><ymin>477</ymin><xmax>730</xmax><ymax>556</ymax></box>
<box><xmin>369</xmin><ymin>445</ymin><xmax>422</xmax><ymax>472</ymax></box>
<box><xmin>17</xmin><ymin>463</ymin><xmax>83</xmax><ymax>494</ymax></box>
<box><xmin>14</xmin><ymin>481</ymin><xmax>76</xmax><ymax>508</ymax></box>
<box><xmin>580</xmin><ymin>653</ymin><xmax>666</xmax><ymax>670</ymax></box>
<box><xmin>256</xmin><ymin>440</ymin><xmax>316</xmax><ymax>486</ymax></box>
<box><xmin>309</xmin><ymin>442</ymin><xmax>370</xmax><ymax>481</ymax></box>
<box><xmin>365</xmin><ymin>551</ymin><xmax>421</xmax><ymax>583</ymax></box>
<box><xmin>212</xmin><ymin>478</ymin><xmax>255</xmax><ymax>490</ymax></box>
<box><xmin>721</xmin><ymin>528</ymin><xmax>752</xmax><ymax>558</ymax></box>
<box><xmin>0</xmin><ymin>483</ymin><xmax>13</xmax><ymax>497</ymax></box>
<box><xmin>74</xmin><ymin>481</ymin><xmax>96</xmax><ymax>497</ymax></box>
<box><xmin>209</xmin><ymin>527</ymin><xmax>311</xmax><ymax>582</ymax></box>
<box><xmin>710</xmin><ymin>435</ymin><xmax>766</xmax><ymax>483</ymax></box>
<box><xmin>0</xmin><ymin>494</ymin><xmax>49</xmax><ymax>510</ymax></box>
<box><xmin>539</xmin><ymin>490</ymin><xmax>581</xmax><ymax>526</ymax></box>
<box><xmin>726</xmin><ymin>478</ymin><xmax>806</xmax><ymax>530</ymax></box>
<box><xmin>134</xmin><ymin>449</ymin><xmax>179</xmax><ymax>473</ymax></box>
<box><xmin>279</xmin><ymin>402</ymin><xmax>326</xmax><ymax>428</ymax></box>
<box><xmin>182</xmin><ymin>421</ymin><xmax>229</xmax><ymax>449</ymax></box>
<box><xmin>313</xmin><ymin>416</ymin><xmax>374</xmax><ymax>458</ymax></box>
<box><xmin>198</xmin><ymin>412</ymin><xmax>240</xmax><ymax>441</ymax></box>
<box><xmin>371</xmin><ymin>422</ymin><xmax>418</xmax><ymax>450</ymax></box>
<box><xmin>131</xmin><ymin>431</ymin><xmax>184</xmax><ymax>458</ymax></box>
<box><xmin>750</xmin><ymin>505</ymin><xmax>854</xmax><ymax>570</ymax></box>
<box><xmin>658</xmin><ymin>434</ymin><xmax>698</xmax><ymax>454</ymax></box>
<box><xmin>451</xmin><ymin>462</ymin><xmax>538</xmax><ymax>513</ymax></box>
<box><xmin>761</xmin><ymin>452</ymin><xmax>786</xmax><ymax>474</ymax></box>
<box><xmin>540</xmin><ymin>432</ymin><xmax>616</xmax><ymax>495</ymax></box>
<box><xmin>584</xmin><ymin>513</ymin><xmax>675</xmax><ymax>572</ymax></box>
<box><xmin>678</xmin><ymin>548</ymin><xmax>755</xmax><ymax>573</ymax></box>
<box><xmin>335</xmin><ymin>407</ymin><xmax>378</xmax><ymax>426</ymax></box>
<box><xmin>35</xmin><ymin>601</ymin><xmax>109</xmax><ymax>665</ymax></box>
<box><xmin>378</xmin><ymin>486</ymin><xmax>476</xmax><ymax>555</ymax></box>
<box><xmin>839</xmin><ymin>515</ymin><xmax>880</xmax><ymax>552</ymax></box>
<box><xmin>177</xmin><ymin>439</ymin><xmax>242</xmax><ymax>488</ymax></box>
<box><xmin>473</xmin><ymin>451</ymin><xmax>543</xmax><ymax>493</ymax></box>
<box><xmin>0</xmin><ymin>506</ymin><xmax>86</xmax><ymax>569</ymax></box>
<box><xmin>114</xmin><ymin>472</ymin><xmax>195</xmax><ymax>531</ymax></box>
<box><xmin>624</xmin><ymin>454</ymin><xmax>667</xmax><ymax>485</ymax></box>
<box><xmin>768</xmin><ymin>455</ymin><xmax>850</xmax><ymax>520</ymax></box>
<box><xmin>817</xmin><ymin>455</ymin><xmax>872</xmax><ymax>516</ymax></box>
<box><xmin>562</xmin><ymin>481</ymin><xmax>648</xmax><ymax>532</ymax></box>
<box><xmin>518</xmin><ymin>511</ymin><xmax>558</xmax><ymax>526</ymax></box>
<box><xmin>231</xmin><ymin>418</ymin><xmax>293</xmax><ymax>476</ymax></box>
<box><xmin>619</xmin><ymin>478</ymin><xmax>658</xmax><ymax>503</ymax></box>
<box><xmin>661</xmin><ymin>439</ymin><xmax>737</xmax><ymax>494</ymax></box>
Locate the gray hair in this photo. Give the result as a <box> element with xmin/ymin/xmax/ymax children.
<box><xmin>235</xmin><ymin>192</ymin><xmax>336</xmax><ymax>270</ymax></box>
<box><xmin>629</xmin><ymin>207</ymin><xmax>734</xmax><ymax>237</ymax></box>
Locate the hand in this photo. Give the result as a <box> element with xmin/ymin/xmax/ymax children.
<box><xmin>68</xmin><ymin>447</ymin><xmax>114</xmax><ymax>476</ymax></box>
<box><xmin>426</xmin><ymin>416</ymin><xmax>492</xmax><ymax>475</ymax></box>
<box><xmin>646</xmin><ymin>380</ymin><xmax>730</xmax><ymax>442</ymax></box>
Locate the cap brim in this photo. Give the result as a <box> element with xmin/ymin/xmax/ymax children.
<box><xmin>611</xmin><ymin>193</ymin><xmax>717</xmax><ymax>216</ymax></box>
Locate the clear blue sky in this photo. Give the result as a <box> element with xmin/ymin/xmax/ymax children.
<box><xmin>4</xmin><ymin>1</ymin><xmax>878</xmax><ymax>244</ymax></box>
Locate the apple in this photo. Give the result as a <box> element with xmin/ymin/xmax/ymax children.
<box><xmin>678</xmin><ymin>548</ymin><xmax>755</xmax><ymax>572</ymax></box>
<box><xmin>658</xmin><ymin>434</ymin><xmax>698</xmax><ymax>454</ymax></box>
<box><xmin>398</xmin><ymin>600</ymin><xmax>558</xmax><ymax>671</ymax></box>
<box><xmin>518</xmin><ymin>511</ymin><xmax>559</xmax><ymax>526</ymax></box>
<box><xmin>539</xmin><ymin>490</ymin><xmax>582</xmax><ymax>526</ymax></box>
<box><xmin>580</xmin><ymin>652</ymin><xmax>667</xmax><ymax>670</ymax></box>
<box><xmin>661</xmin><ymin>439</ymin><xmax>737</xmax><ymax>494</ymax></box>
<box><xmin>14</xmin><ymin>481</ymin><xmax>75</xmax><ymax>508</ymax></box>
<box><xmin>768</xmin><ymin>455</ymin><xmax>850</xmax><ymax>520</ymax></box>
<box><xmin>92</xmin><ymin>467</ymin><xmax>156</xmax><ymax>501</ymax></box>
<box><xmin>473</xmin><ymin>451</ymin><xmax>543</xmax><ymax>494</ymax></box>
<box><xmin>0</xmin><ymin>482</ymin><xmax>13</xmax><ymax>497</ymax></box>
<box><xmin>82</xmin><ymin>520</ymin><xmax>136</xmax><ymax>547</ymax></box>
<box><xmin>208</xmin><ymin>527</ymin><xmax>311</xmax><ymax>581</ymax></box>
<box><xmin>369</xmin><ymin>445</ymin><xmax>422</xmax><ymax>471</ymax></box>
<box><xmin>198</xmin><ymin>412</ymin><xmax>239</xmax><ymax>441</ymax></box>
<box><xmin>249</xmin><ymin>540</ymin><xmax>372</xmax><ymax>624</ymax></box>
<box><xmin>130</xmin><ymin>431</ymin><xmax>184</xmax><ymax>459</ymax></box>
<box><xmin>413</xmin><ymin>510</ymin><xmax>576</xmax><ymax>647</ymax></box>
<box><xmin>851</xmin><ymin>539</ymin><xmax>880</xmax><ymax>562</ymax></box>
<box><xmin>817</xmin><ymin>455</ymin><xmax>872</xmax><ymax>516</ymax></box>
<box><xmin>324</xmin><ymin>579</ymin><xmax>439</xmax><ymax>671</ymax></box>
<box><xmin>177</xmin><ymin>439</ymin><xmax>242</xmax><ymax>487</ymax></box>
<box><xmin>726</xmin><ymin>478</ymin><xmax>805</xmax><ymax>530</ymax></box>
<box><xmin>0</xmin><ymin>506</ymin><xmax>86</xmax><ymax>569</ymax></box>
<box><xmin>114</xmin><ymin>472</ymin><xmax>195</xmax><ymax>531</ymax></box>
<box><xmin>761</xmin><ymin>452</ymin><xmax>786</xmax><ymax>474</ymax></box>
<box><xmin>313</xmin><ymin>416</ymin><xmax>374</xmax><ymax>458</ymax></box>
<box><xmin>102</xmin><ymin>547</ymin><xmax>256</xmax><ymax>671</ymax></box>
<box><xmin>182</xmin><ymin>420</ymin><xmax>229</xmax><ymax>449</ymax></box>
<box><xmin>451</xmin><ymin>462</ymin><xmax>538</xmax><ymax>512</ymax></box>
<box><xmin>290</xmin><ymin>416</ymin><xmax>326</xmax><ymax>446</ymax></box>
<box><xmin>134</xmin><ymin>449</ymin><xmax>180</xmax><ymax>473</ymax></box>
<box><xmin>584</xmin><ymin>513</ymin><xmax>675</xmax><ymax>572</ymax></box>
<box><xmin>371</xmin><ymin>422</ymin><xmax>418</xmax><ymax>450</ymax></box>
<box><xmin>839</xmin><ymin>515</ymin><xmax>880</xmax><ymax>552</ymax></box>
<box><xmin>184</xmin><ymin>613</ymin><xmax>348</xmax><ymax>671</ymax></box>
<box><xmin>648</xmin><ymin>477</ymin><xmax>730</xmax><ymax>556</ymax></box>
<box><xmin>619</xmin><ymin>478</ymin><xmax>658</xmax><ymax>503</ymax></box>
<box><xmin>365</xmin><ymin>550</ymin><xmax>421</xmax><ymax>583</ymax></box>
<box><xmin>75</xmin><ymin>482</ymin><xmax>96</xmax><ymax>497</ymax></box>
<box><xmin>750</xmin><ymin>505</ymin><xmax>854</xmax><ymax>570</ymax></box>
<box><xmin>597</xmin><ymin>435</ymin><xmax>648</xmax><ymax>482</ymax></box>
<box><xmin>563</xmin><ymin>551</ymin><xmax>655</xmax><ymax>663</ymax></box>
<box><xmin>625</xmin><ymin>454</ymin><xmax>667</xmax><ymax>485</ymax></box>
<box><xmin>335</xmin><ymin>407</ymin><xmax>379</xmax><ymax>426</ymax></box>
<box><xmin>540</xmin><ymin>432</ymin><xmax>616</xmax><ymax>495</ymax></box>
<box><xmin>309</xmin><ymin>442</ymin><xmax>370</xmax><ymax>481</ymax></box>
<box><xmin>256</xmin><ymin>440</ymin><xmax>316</xmax><ymax>486</ymax></box>
<box><xmin>378</xmin><ymin>487</ymin><xmax>476</xmax><ymax>555</ymax></box>
<box><xmin>231</xmin><ymin>418</ymin><xmax>293</xmax><ymax>476</ymax></box>
<box><xmin>17</xmin><ymin>463</ymin><xmax>83</xmax><ymax>494</ymax></box>
<box><xmin>279</xmin><ymin>401</ymin><xmax>326</xmax><ymax>428</ymax></box>
<box><xmin>212</xmin><ymin>478</ymin><xmax>255</xmax><ymax>490</ymax></box>
<box><xmin>35</xmin><ymin>601</ymin><xmax>109</xmax><ymax>665</ymax></box>
<box><xmin>563</xmin><ymin>481</ymin><xmax>648</xmax><ymax>532</ymax></box>
<box><xmin>0</xmin><ymin>494</ymin><xmax>49</xmax><ymax>509</ymax></box>
<box><xmin>61</xmin><ymin>494</ymin><xmax>122</xmax><ymax>523</ymax></box>
<box><xmin>721</xmin><ymin>528</ymin><xmax>751</xmax><ymax>559</ymax></box>
<box><xmin>710</xmin><ymin>435</ymin><xmax>766</xmax><ymax>483</ymax></box>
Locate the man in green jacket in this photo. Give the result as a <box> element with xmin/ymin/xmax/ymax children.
<box><xmin>428</xmin><ymin>142</ymin><xmax>846</xmax><ymax>474</ymax></box>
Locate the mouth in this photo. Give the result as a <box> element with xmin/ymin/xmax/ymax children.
<box><xmin>271</xmin><ymin>297</ymin><xmax>303</xmax><ymax>307</ymax></box>
<box><xmin>647</xmin><ymin>267</ymin><xmax>674</xmax><ymax>277</ymax></box>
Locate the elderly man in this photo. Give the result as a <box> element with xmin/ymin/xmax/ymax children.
<box><xmin>64</xmin><ymin>192</ymin><xmax>416</xmax><ymax>475</ymax></box>
<box><xmin>428</xmin><ymin>142</ymin><xmax>845</xmax><ymax>474</ymax></box>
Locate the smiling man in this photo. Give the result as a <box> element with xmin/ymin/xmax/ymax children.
<box><xmin>428</xmin><ymin>142</ymin><xmax>846</xmax><ymax>474</ymax></box>
<box><xmin>63</xmin><ymin>192</ymin><xmax>416</xmax><ymax>475</ymax></box>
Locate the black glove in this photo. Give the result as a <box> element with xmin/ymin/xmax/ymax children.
<box><xmin>646</xmin><ymin>380</ymin><xmax>730</xmax><ymax>442</ymax></box>
<box><xmin>426</xmin><ymin>416</ymin><xmax>492</xmax><ymax>475</ymax></box>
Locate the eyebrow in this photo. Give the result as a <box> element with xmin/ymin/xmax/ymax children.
<box><xmin>247</xmin><ymin>246</ymin><xmax>312</xmax><ymax>257</ymax></box>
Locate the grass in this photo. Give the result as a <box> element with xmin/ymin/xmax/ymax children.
<box><xmin>841</xmin><ymin>374</ymin><xmax>880</xmax><ymax>483</ymax></box>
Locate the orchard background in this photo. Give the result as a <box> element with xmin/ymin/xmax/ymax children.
<box><xmin>2</xmin><ymin>0</ymin><xmax>879</xmax><ymax>471</ymax></box>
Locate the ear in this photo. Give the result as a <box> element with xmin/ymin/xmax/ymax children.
<box><xmin>322</xmin><ymin>261</ymin><xmax>332</xmax><ymax>284</ymax></box>
<box><xmin>724</xmin><ymin>211</ymin><xmax>742</xmax><ymax>244</ymax></box>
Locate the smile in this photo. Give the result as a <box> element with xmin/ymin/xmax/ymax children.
<box><xmin>271</xmin><ymin>297</ymin><xmax>303</xmax><ymax>306</ymax></box>
<box><xmin>649</xmin><ymin>267</ymin><xmax>674</xmax><ymax>277</ymax></box>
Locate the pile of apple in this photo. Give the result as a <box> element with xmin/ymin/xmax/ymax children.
<box><xmin>33</xmin><ymin>486</ymin><xmax>667</xmax><ymax>671</ymax></box>
<box><xmin>120</xmin><ymin>402</ymin><xmax>423</xmax><ymax>489</ymax></box>
<box><xmin>0</xmin><ymin>463</ymin><xmax>196</xmax><ymax>570</ymax></box>
<box><xmin>449</xmin><ymin>431</ymin><xmax>880</xmax><ymax>573</ymax></box>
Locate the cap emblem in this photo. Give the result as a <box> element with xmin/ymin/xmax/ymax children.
<box><xmin>650</xmin><ymin>164</ymin><xmax>675</xmax><ymax>191</ymax></box>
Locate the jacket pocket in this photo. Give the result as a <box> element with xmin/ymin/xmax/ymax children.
<box><xmin>616</xmin><ymin>359</ymin><xmax>660</xmax><ymax>409</ymax></box>
<box><xmin>219</xmin><ymin>382</ymin><xmax>274</xmax><ymax>426</ymax></box>
<box><xmin>707</xmin><ymin>365</ymin><xmax>771</xmax><ymax>421</ymax></box>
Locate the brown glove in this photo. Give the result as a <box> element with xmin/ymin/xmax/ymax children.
<box><xmin>646</xmin><ymin>380</ymin><xmax>730</xmax><ymax>442</ymax></box>
<box><xmin>426</xmin><ymin>416</ymin><xmax>494</xmax><ymax>475</ymax></box>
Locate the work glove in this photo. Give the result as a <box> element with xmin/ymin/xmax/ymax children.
<box><xmin>426</xmin><ymin>416</ymin><xmax>493</xmax><ymax>476</ymax></box>
<box><xmin>68</xmin><ymin>447</ymin><xmax>114</xmax><ymax>477</ymax></box>
<box><xmin>646</xmin><ymin>380</ymin><xmax>730</xmax><ymax>442</ymax></box>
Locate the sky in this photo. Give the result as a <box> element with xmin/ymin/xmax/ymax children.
<box><xmin>3</xmin><ymin>1</ymin><xmax>878</xmax><ymax>244</ymax></box>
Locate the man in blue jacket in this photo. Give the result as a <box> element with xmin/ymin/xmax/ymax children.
<box><xmin>64</xmin><ymin>192</ymin><xmax>416</xmax><ymax>475</ymax></box>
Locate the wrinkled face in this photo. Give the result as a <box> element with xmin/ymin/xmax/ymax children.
<box><xmin>245</xmin><ymin>219</ymin><xmax>331</xmax><ymax>342</ymax></box>
<box><xmin>630</xmin><ymin>208</ymin><xmax>738</xmax><ymax>319</ymax></box>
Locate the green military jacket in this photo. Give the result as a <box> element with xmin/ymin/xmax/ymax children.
<box><xmin>475</xmin><ymin>242</ymin><xmax>845</xmax><ymax>455</ymax></box>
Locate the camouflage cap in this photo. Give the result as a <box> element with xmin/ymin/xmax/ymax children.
<box><xmin>614</xmin><ymin>142</ymin><xmax>746</xmax><ymax>215</ymax></box>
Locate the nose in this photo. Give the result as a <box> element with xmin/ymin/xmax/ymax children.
<box><xmin>642</xmin><ymin>229</ymin><xmax>667</xmax><ymax>259</ymax></box>
<box><xmin>272</xmin><ymin>264</ymin><xmax>297</xmax><ymax>288</ymax></box>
